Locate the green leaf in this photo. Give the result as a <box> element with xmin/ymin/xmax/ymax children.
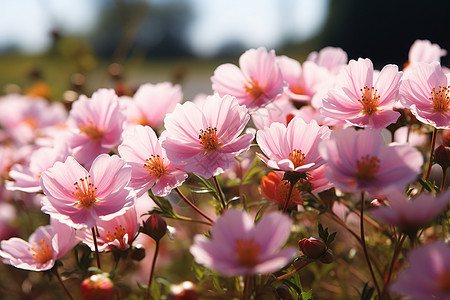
<box><xmin>327</xmin><ymin>232</ymin><xmax>337</xmax><ymax>246</ymax></box>
<box><xmin>301</xmin><ymin>290</ymin><xmax>313</xmax><ymax>300</ymax></box>
<box><xmin>150</xmin><ymin>278</ymin><xmax>160</xmax><ymax>300</ymax></box>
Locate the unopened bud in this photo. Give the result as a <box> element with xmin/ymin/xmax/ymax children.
<box><xmin>170</xmin><ymin>281</ymin><xmax>198</xmax><ymax>300</ymax></box>
<box><xmin>144</xmin><ymin>213</ymin><xmax>167</xmax><ymax>242</ymax></box>
<box><xmin>434</xmin><ymin>145</ymin><xmax>450</xmax><ymax>171</ymax></box>
<box><xmin>81</xmin><ymin>273</ymin><xmax>114</xmax><ymax>300</ymax></box>
<box><xmin>441</xmin><ymin>129</ymin><xmax>450</xmax><ymax>147</ymax></box>
<box><xmin>319</xmin><ymin>249</ymin><xmax>334</xmax><ymax>264</ymax></box>
<box><xmin>130</xmin><ymin>244</ymin><xmax>146</xmax><ymax>261</ymax></box>
<box><xmin>298</xmin><ymin>237</ymin><xmax>327</xmax><ymax>259</ymax></box>
<box><xmin>276</xmin><ymin>285</ymin><xmax>293</xmax><ymax>300</ymax></box>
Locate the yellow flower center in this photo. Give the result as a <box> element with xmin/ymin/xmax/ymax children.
<box><xmin>106</xmin><ymin>225</ymin><xmax>127</xmax><ymax>249</ymax></box>
<box><xmin>430</xmin><ymin>86</ymin><xmax>450</xmax><ymax>112</ymax></box>
<box><xmin>73</xmin><ymin>176</ymin><xmax>98</xmax><ymax>208</ymax></box>
<box><xmin>235</xmin><ymin>238</ymin><xmax>260</xmax><ymax>267</ymax></box>
<box><xmin>356</xmin><ymin>155</ymin><xmax>380</xmax><ymax>181</ymax></box>
<box><xmin>289</xmin><ymin>149</ymin><xmax>306</xmax><ymax>169</ymax></box>
<box><xmin>31</xmin><ymin>238</ymin><xmax>53</xmax><ymax>264</ymax></box>
<box><xmin>199</xmin><ymin>127</ymin><xmax>219</xmax><ymax>151</ymax></box>
<box><xmin>359</xmin><ymin>86</ymin><xmax>380</xmax><ymax>116</ymax></box>
<box><xmin>144</xmin><ymin>155</ymin><xmax>166</xmax><ymax>178</ymax></box>
<box><xmin>244</xmin><ymin>77</ymin><xmax>264</xmax><ymax>100</ymax></box>
<box><xmin>79</xmin><ymin>119</ymin><xmax>103</xmax><ymax>140</ymax></box>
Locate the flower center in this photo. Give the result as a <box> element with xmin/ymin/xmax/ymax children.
<box><xmin>289</xmin><ymin>149</ymin><xmax>306</xmax><ymax>169</ymax></box>
<box><xmin>79</xmin><ymin>119</ymin><xmax>103</xmax><ymax>140</ymax></box>
<box><xmin>199</xmin><ymin>127</ymin><xmax>219</xmax><ymax>151</ymax></box>
<box><xmin>290</xmin><ymin>85</ymin><xmax>304</xmax><ymax>95</ymax></box>
<box><xmin>31</xmin><ymin>238</ymin><xmax>53</xmax><ymax>264</ymax></box>
<box><xmin>359</xmin><ymin>86</ymin><xmax>380</xmax><ymax>116</ymax></box>
<box><xmin>437</xmin><ymin>270</ymin><xmax>450</xmax><ymax>292</ymax></box>
<box><xmin>144</xmin><ymin>155</ymin><xmax>166</xmax><ymax>178</ymax></box>
<box><xmin>73</xmin><ymin>176</ymin><xmax>98</xmax><ymax>208</ymax></box>
<box><xmin>244</xmin><ymin>77</ymin><xmax>264</xmax><ymax>100</ymax></box>
<box><xmin>430</xmin><ymin>86</ymin><xmax>450</xmax><ymax>112</ymax></box>
<box><xmin>356</xmin><ymin>155</ymin><xmax>380</xmax><ymax>181</ymax></box>
<box><xmin>234</xmin><ymin>238</ymin><xmax>260</xmax><ymax>267</ymax></box>
<box><xmin>106</xmin><ymin>224</ymin><xmax>127</xmax><ymax>249</ymax></box>
<box><xmin>277</xmin><ymin>180</ymin><xmax>303</xmax><ymax>206</ymax></box>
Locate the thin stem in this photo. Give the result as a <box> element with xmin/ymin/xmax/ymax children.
<box><xmin>175</xmin><ymin>188</ymin><xmax>214</xmax><ymax>224</ymax></box>
<box><xmin>282</xmin><ymin>179</ymin><xmax>295</xmax><ymax>213</ymax></box>
<box><xmin>441</xmin><ymin>167</ymin><xmax>448</xmax><ymax>191</ymax></box>
<box><xmin>213</xmin><ymin>176</ymin><xmax>227</xmax><ymax>211</ymax></box>
<box><xmin>360</xmin><ymin>192</ymin><xmax>381</xmax><ymax>297</ymax></box>
<box><xmin>92</xmin><ymin>227</ymin><xmax>101</xmax><ymax>269</ymax></box>
<box><xmin>242</xmin><ymin>275</ymin><xmax>250</xmax><ymax>300</ymax></box>
<box><xmin>421</xmin><ymin>127</ymin><xmax>438</xmax><ymax>192</ymax></box>
<box><xmin>53</xmin><ymin>268</ymin><xmax>74</xmax><ymax>300</ymax></box>
<box><xmin>380</xmin><ymin>234</ymin><xmax>406</xmax><ymax>300</ymax></box>
<box><xmin>146</xmin><ymin>241</ymin><xmax>159</xmax><ymax>300</ymax></box>
<box><xmin>268</xmin><ymin>260</ymin><xmax>313</xmax><ymax>284</ymax></box>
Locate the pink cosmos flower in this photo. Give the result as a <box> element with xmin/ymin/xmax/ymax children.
<box><xmin>118</xmin><ymin>125</ymin><xmax>187</xmax><ymax>197</ymax></box>
<box><xmin>399</xmin><ymin>61</ymin><xmax>450</xmax><ymax>129</ymax></box>
<box><xmin>6</xmin><ymin>142</ymin><xmax>70</xmax><ymax>193</ymax></box>
<box><xmin>371</xmin><ymin>188</ymin><xmax>449</xmax><ymax>233</ymax></box>
<box><xmin>161</xmin><ymin>94</ymin><xmax>254</xmax><ymax>179</ymax></box>
<box><xmin>277</xmin><ymin>55</ymin><xmax>331</xmax><ymax>102</ymax></box>
<box><xmin>390</xmin><ymin>242</ymin><xmax>450</xmax><ymax>300</ymax></box>
<box><xmin>66</xmin><ymin>88</ymin><xmax>126</xmax><ymax>167</ymax></box>
<box><xmin>251</xmin><ymin>98</ymin><xmax>297</xmax><ymax>130</ymax></box>
<box><xmin>307</xmin><ymin>164</ymin><xmax>333</xmax><ymax>194</ymax></box>
<box><xmin>211</xmin><ymin>47</ymin><xmax>286</xmax><ymax>110</ymax></box>
<box><xmin>122</xmin><ymin>82</ymin><xmax>183</xmax><ymax>130</ymax></box>
<box><xmin>256</xmin><ymin>116</ymin><xmax>331</xmax><ymax>174</ymax></box>
<box><xmin>407</xmin><ymin>39</ymin><xmax>447</xmax><ymax>66</ymax></box>
<box><xmin>40</xmin><ymin>154</ymin><xmax>135</xmax><ymax>229</ymax></box>
<box><xmin>190</xmin><ymin>209</ymin><xmax>296</xmax><ymax>276</ymax></box>
<box><xmin>318</xmin><ymin>127</ymin><xmax>423</xmax><ymax>194</ymax></box>
<box><xmin>78</xmin><ymin>206</ymin><xmax>140</xmax><ymax>252</ymax></box>
<box><xmin>306</xmin><ymin>46</ymin><xmax>348</xmax><ymax>74</ymax></box>
<box><xmin>0</xmin><ymin>218</ymin><xmax>78</xmax><ymax>271</ymax></box>
<box><xmin>321</xmin><ymin>58</ymin><xmax>403</xmax><ymax>129</ymax></box>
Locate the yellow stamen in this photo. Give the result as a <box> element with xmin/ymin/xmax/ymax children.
<box><xmin>430</xmin><ymin>86</ymin><xmax>450</xmax><ymax>112</ymax></box>
<box><xmin>199</xmin><ymin>127</ymin><xmax>219</xmax><ymax>151</ymax></box>
<box><xmin>79</xmin><ymin>119</ymin><xmax>103</xmax><ymax>140</ymax></box>
<box><xmin>244</xmin><ymin>77</ymin><xmax>264</xmax><ymax>100</ymax></box>
<box><xmin>289</xmin><ymin>149</ymin><xmax>306</xmax><ymax>168</ymax></box>
<box><xmin>359</xmin><ymin>86</ymin><xmax>380</xmax><ymax>116</ymax></box>
<box><xmin>73</xmin><ymin>176</ymin><xmax>98</xmax><ymax>208</ymax></box>
<box><xmin>106</xmin><ymin>225</ymin><xmax>127</xmax><ymax>248</ymax></box>
<box><xmin>235</xmin><ymin>238</ymin><xmax>260</xmax><ymax>267</ymax></box>
<box><xmin>31</xmin><ymin>238</ymin><xmax>53</xmax><ymax>264</ymax></box>
<box><xmin>356</xmin><ymin>155</ymin><xmax>380</xmax><ymax>181</ymax></box>
<box><xmin>144</xmin><ymin>155</ymin><xmax>166</xmax><ymax>178</ymax></box>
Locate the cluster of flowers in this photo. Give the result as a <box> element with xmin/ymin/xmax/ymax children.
<box><xmin>0</xmin><ymin>39</ymin><xmax>449</xmax><ymax>299</ymax></box>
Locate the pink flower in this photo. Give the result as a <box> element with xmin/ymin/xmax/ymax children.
<box><xmin>122</xmin><ymin>82</ymin><xmax>183</xmax><ymax>129</ymax></box>
<box><xmin>321</xmin><ymin>58</ymin><xmax>403</xmax><ymax>129</ymax></box>
<box><xmin>78</xmin><ymin>206</ymin><xmax>140</xmax><ymax>252</ymax></box>
<box><xmin>256</xmin><ymin>116</ymin><xmax>331</xmax><ymax>173</ymax></box>
<box><xmin>190</xmin><ymin>209</ymin><xmax>296</xmax><ymax>276</ymax></box>
<box><xmin>118</xmin><ymin>125</ymin><xmax>187</xmax><ymax>197</ymax></box>
<box><xmin>307</xmin><ymin>164</ymin><xmax>333</xmax><ymax>194</ymax></box>
<box><xmin>319</xmin><ymin>127</ymin><xmax>423</xmax><ymax>194</ymax></box>
<box><xmin>407</xmin><ymin>39</ymin><xmax>447</xmax><ymax>66</ymax></box>
<box><xmin>399</xmin><ymin>61</ymin><xmax>450</xmax><ymax>129</ymax></box>
<box><xmin>390</xmin><ymin>242</ymin><xmax>450</xmax><ymax>300</ymax></box>
<box><xmin>251</xmin><ymin>98</ymin><xmax>297</xmax><ymax>130</ymax></box>
<box><xmin>370</xmin><ymin>188</ymin><xmax>449</xmax><ymax>233</ymax></box>
<box><xmin>40</xmin><ymin>154</ymin><xmax>135</xmax><ymax>229</ymax></box>
<box><xmin>211</xmin><ymin>47</ymin><xmax>286</xmax><ymax>110</ymax></box>
<box><xmin>66</xmin><ymin>88</ymin><xmax>126</xmax><ymax>167</ymax></box>
<box><xmin>277</xmin><ymin>55</ymin><xmax>331</xmax><ymax>102</ymax></box>
<box><xmin>161</xmin><ymin>94</ymin><xmax>254</xmax><ymax>179</ymax></box>
<box><xmin>306</xmin><ymin>46</ymin><xmax>348</xmax><ymax>74</ymax></box>
<box><xmin>0</xmin><ymin>218</ymin><xmax>78</xmax><ymax>271</ymax></box>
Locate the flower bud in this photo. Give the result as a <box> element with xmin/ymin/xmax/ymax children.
<box><xmin>81</xmin><ymin>273</ymin><xmax>114</xmax><ymax>300</ymax></box>
<box><xmin>170</xmin><ymin>281</ymin><xmax>198</xmax><ymax>300</ymax></box>
<box><xmin>130</xmin><ymin>244</ymin><xmax>146</xmax><ymax>261</ymax></box>
<box><xmin>319</xmin><ymin>249</ymin><xmax>334</xmax><ymax>264</ymax></box>
<box><xmin>144</xmin><ymin>213</ymin><xmax>167</xmax><ymax>242</ymax></box>
<box><xmin>276</xmin><ymin>285</ymin><xmax>293</xmax><ymax>300</ymax></box>
<box><xmin>298</xmin><ymin>237</ymin><xmax>327</xmax><ymax>259</ymax></box>
<box><xmin>434</xmin><ymin>145</ymin><xmax>450</xmax><ymax>171</ymax></box>
<box><xmin>441</xmin><ymin>129</ymin><xmax>450</xmax><ymax>147</ymax></box>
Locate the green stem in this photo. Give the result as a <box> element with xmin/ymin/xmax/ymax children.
<box><xmin>282</xmin><ymin>178</ymin><xmax>295</xmax><ymax>213</ymax></box>
<box><xmin>380</xmin><ymin>234</ymin><xmax>406</xmax><ymax>300</ymax></box>
<box><xmin>360</xmin><ymin>192</ymin><xmax>381</xmax><ymax>297</ymax></box>
<box><xmin>53</xmin><ymin>268</ymin><xmax>74</xmax><ymax>300</ymax></box>
<box><xmin>213</xmin><ymin>176</ymin><xmax>227</xmax><ymax>212</ymax></box>
<box><xmin>92</xmin><ymin>227</ymin><xmax>101</xmax><ymax>269</ymax></box>
<box><xmin>441</xmin><ymin>167</ymin><xmax>448</xmax><ymax>191</ymax></box>
<box><xmin>242</xmin><ymin>275</ymin><xmax>250</xmax><ymax>300</ymax></box>
<box><xmin>268</xmin><ymin>260</ymin><xmax>313</xmax><ymax>284</ymax></box>
<box><xmin>421</xmin><ymin>127</ymin><xmax>438</xmax><ymax>192</ymax></box>
<box><xmin>175</xmin><ymin>188</ymin><xmax>215</xmax><ymax>224</ymax></box>
<box><xmin>146</xmin><ymin>241</ymin><xmax>159</xmax><ymax>300</ymax></box>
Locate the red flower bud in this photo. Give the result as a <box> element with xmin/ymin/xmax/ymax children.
<box><xmin>144</xmin><ymin>213</ymin><xmax>167</xmax><ymax>242</ymax></box>
<box><xmin>298</xmin><ymin>237</ymin><xmax>327</xmax><ymax>259</ymax></box>
<box><xmin>81</xmin><ymin>273</ymin><xmax>114</xmax><ymax>300</ymax></box>
<box><xmin>441</xmin><ymin>129</ymin><xmax>450</xmax><ymax>147</ymax></box>
<box><xmin>171</xmin><ymin>281</ymin><xmax>198</xmax><ymax>300</ymax></box>
<box><xmin>319</xmin><ymin>249</ymin><xmax>334</xmax><ymax>264</ymax></box>
<box><xmin>434</xmin><ymin>145</ymin><xmax>450</xmax><ymax>171</ymax></box>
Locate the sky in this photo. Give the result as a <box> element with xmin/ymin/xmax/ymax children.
<box><xmin>0</xmin><ymin>0</ymin><xmax>329</xmax><ymax>56</ymax></box>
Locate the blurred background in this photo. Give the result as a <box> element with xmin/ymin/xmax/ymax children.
<box><xmin>1</xmin><ymin>0</ymin><xmax>449</xmax><ymax>101</ymax></box>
